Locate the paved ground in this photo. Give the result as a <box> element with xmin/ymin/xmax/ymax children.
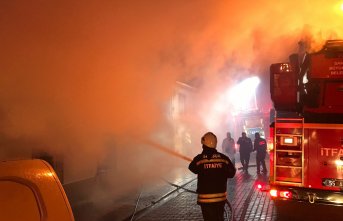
<box><xmin>132</xmin><ymin>165</ymin><xmax>275</xmax><ymax>221</ymax></box>
<box><xmin>111</xmin><ymin>154</ymin><xmax>277</xmax><ymax>221</ymax></box>
<box><xmin>72</xmin><ymin>153</ymin><xmax>343</xmax><ymax>221</ymax></box>
<box><xmin>72</xmin><ymin>153</ymin><xmax>277</xmax><ymax>221</ymax></box>
<box><xmin>71</xmin><ymin>153</ymin><xmax>293</xmax><ymax>221</ymax></box>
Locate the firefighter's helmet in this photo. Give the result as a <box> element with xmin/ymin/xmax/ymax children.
<box><xmin>201</xmin><ymin>132</ymin><xmax>217</xmax><ymax>148</ymax></box>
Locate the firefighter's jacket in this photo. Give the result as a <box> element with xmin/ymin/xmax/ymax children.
<box><xmin>189</xmin><ymin>146</ymin><xmax>236</xmax><ymax>204</ymax></box>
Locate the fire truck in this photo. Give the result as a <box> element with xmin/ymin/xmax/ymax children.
<box><xmin>269</xmin><ymin>40</ymin><xmax>343</xmax><ymax>205</ymax></box>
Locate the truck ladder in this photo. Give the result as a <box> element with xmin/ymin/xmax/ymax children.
<box><xmin>273</xmin><ymin>115</ymin><xmax>304</xmax><ymax>186</ymax></box>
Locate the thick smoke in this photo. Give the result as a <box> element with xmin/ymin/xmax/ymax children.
<box><xmin>1</xmin><ymin>0</ymin><xmax>343</xmax><ymax>189</ymax></box>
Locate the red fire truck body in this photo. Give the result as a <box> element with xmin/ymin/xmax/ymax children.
<box><xmin>269</xmin><ymin>40</ymin><xmax>343</xmax><ymax>205</ymax></box>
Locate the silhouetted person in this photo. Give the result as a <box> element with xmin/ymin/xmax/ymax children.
<box><xmin>222</xmin><ymin>132</ymin><xmax>236</xmax><ymax>166</ymax></box>
<box><xmin>237</xmin><ymin>132</ymin><xmax>253</xmax><ymax>173</ymax></box>
<box><xmin>253</xmin><ymin>132</ymin><xmax>267</xmax><ymax>174</ymax></box>
<box><xmin>189</xmin><ymin>132</ymin><xmax>236</xmax><ymax>221</ymax></box>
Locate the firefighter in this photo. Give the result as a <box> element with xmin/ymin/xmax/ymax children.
<box><xmin>253</xmin><ymin>132</ymin><xmax>267</xmax><ymax>175</ymax></box>
<box><xmin>189</xmin><ymin>132</ymin><xmax>236</xmax><ymax>221</ymax></box>
<box><xmin>222</xmin><ymin>132</ymin><xmax>236</xmax><ymax>166</ymax></box>
<box><xmin>237</xmin><ymin>132</ymin><xmax>253</xmax><ymax>173</ymax></box>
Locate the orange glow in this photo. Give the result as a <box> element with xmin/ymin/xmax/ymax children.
<box><xmin>270</xmin><ymin>189</ymin><xmax>278</xmax><ymax>197</ymax></box>
<box><xmin>36</xmin><ymin>172</ymin><xmax>54</xmax><ymax>179</ymax></box>
<box><xmin>270</xmin><ymin>189</ymin><xmax>292</xmax><ymax>198</ymax></box>
<box><xmin>280</xmin><ymin>191</ymin><xmax>292</xmax><ymax>199</ymax></box>
<box><xmin>267</xmin><ymin>139</ymin><xmax>274</xmax><ymax>151</ymax></box>
<box><xmin>1</xmin><ymin>0</ymin><xmax>343</xmax><ymax>194</ymax></box>
<box><xmin>45</xmin><ymin>172</ymin><xmax>54</xmax><ymax>177</ymax></box>
<box><xmin>335</xmin><ymin>160</ymin><xmax>343</xmax><ymax>166</ymax></box>
<box><xmin>284</xmin><ymin>137</ymin><xmax>293</xmax><ymax>144</ymax></box>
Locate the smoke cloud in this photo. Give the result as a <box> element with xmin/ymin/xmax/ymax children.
<box><xmin>1</xmin><ymin>0</ymin><xmax>343</xmax><ymax>189</ymax></box>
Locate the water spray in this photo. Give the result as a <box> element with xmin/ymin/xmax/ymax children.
<box><xmin>141</xmin><ymin>139</ymin><xmax>193</xmax><ymax>162</ymax></box>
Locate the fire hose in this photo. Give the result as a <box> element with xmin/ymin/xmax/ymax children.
<box><xmin>141</xmin><ymin>139</ymin><xmax>235</xmax><ymax>221</ymax></box>
<box><xmin>164</xmin><ymin>179</ymin><xmax>235</xmax><ymax>221</ymax></box>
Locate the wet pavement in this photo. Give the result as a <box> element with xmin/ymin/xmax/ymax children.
<box><xmin>95</xmin><ymin>153</ymin><xmax>277</xmax><ymax>221</ymax></box>
<box><xmin>72</xmin><ymin>153</ymin><xmax>342</xmax><ymax>221</ymax></box>
<box><xmin>130</xmin><ymin>161</ymin><xmax>275</xmax><ymax>221</ymax></box>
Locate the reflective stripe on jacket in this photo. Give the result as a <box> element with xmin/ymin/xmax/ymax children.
<box><xmin>198</xmin><ymin>192</ymin><xmax>227</xmax><ymax>203</ymax></box>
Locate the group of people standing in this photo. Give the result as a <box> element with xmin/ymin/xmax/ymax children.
<box><xmin>222</xmin><ymin>131</ymin><xmax>267</xmax><ymax>174</ymax></box>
